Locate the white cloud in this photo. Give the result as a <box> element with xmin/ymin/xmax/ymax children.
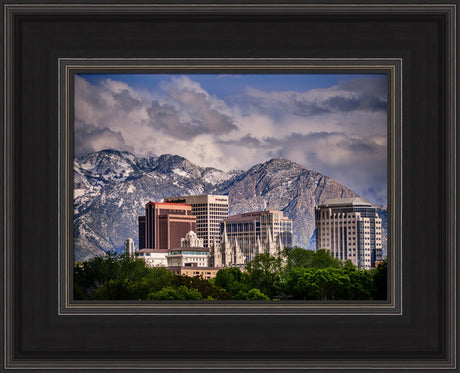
<box><xmin>74</xmin><ymin>74</ymin><xmax>387</xmax><ymax>204</ymax></box>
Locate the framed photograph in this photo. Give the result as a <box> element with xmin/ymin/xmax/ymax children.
<box><xmin>63</xmin><ymin>59</ymin><xmax>399</xmax><ymax>311</ymax></box>
<box><xmin>2</xmin><ymin>1</ymin><xmax>457</xmax><ymax>371</ymax></box>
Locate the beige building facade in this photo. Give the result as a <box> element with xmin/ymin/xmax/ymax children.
<box><xmin>315</xmin><ymin>197</ymin><xmax>382</xmax><ymax>270</ymax></box>
<box><xmin>166</xmin><ymin>266</ymin><xmax>219</xmax><ymax>280</ymax></box>
<box><xmin>209</xmin><ymin>227</ymin><xmax>246</xmax><ymax>268</ymax></box>
<box><xmin>221</xmin><ymin>210</ymin><xmax>292</xmax><ymax>262</ymax></box>
<box><xmin>134</xmin><ymin>249</ymin><xmax>168</xmax><ymax>267</ymax></box>
<box><xmin>166</xmin><ymin>247</ymin><xmax>210</xmax><ymax>267</ymax></box>
<box><xmin>124</xmin><ymin>238</ymin><xmax>135</xmax><ymax>256</ymax></box>
<box><xmin>164</xmin><ymin>195</ymin><xmax>229</xmax><ymax>249</ymax></box>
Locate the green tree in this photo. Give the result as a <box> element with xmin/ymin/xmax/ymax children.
<box><xmin>235</xmin><ymin>288</ymin><xmax>270</xmax><ymax>300</ymax></box>
<box><xmin>372</xmin><ymin>260</ymin><xmax>388</xmax><ymax>300</ymax></box>
<box><xmin>74</xmin><ymin>249</ymin><xmax>383</xmax><ymax>302</ymax></box>
<box><xmin>297</xmin><ymin>268</ymin><xmax>331</xmax><ymax>300</ymax></box>
<box><xmin>311</xmin><ymin>249</ymin><xmax>343</xmax><ymax>269</ymax></box>
<box><xmin>345</xmin><ymin>269</ymin><xmax>374</xmax><ymax>300</ymax></box>
<box><xmin>173</xmin><ymin>275</ymin><xmax>233</xmax><ymax>300</ymax></box>
<box><xmin>123</xmin><ymin>266</ymin><xmax>174</xmax><ymax>299</ymax></box>
<box><xmin>91</xmin><ymin>256</ymin><xmax>171</xmax><ymax>300</ymax></box>
<box><xmin>147</xmin><ymin>285</ymin><xmax>203</xmax><ymax>300</ymax></box>
<box><xmin>214</xmin><ymin>267</ymin><xmax>251</xmax><ymax>296</ymax></box>
<box><xmin>343</xmin><ymin>259</ymin><xmax>356</xmax><ymax>270</ymax></box>
<box><xmin>74</xmin><ymin>253</ymin><xmax>174</xmax><ymax>300</ymax></box>
<box><xmin>284</xmin><ymin>266</ymin><xmax>377</xmax><ymax>300</ymax></box>
<box><xmin>74</xmin><ymin>252</ymin><xmax>120</xmax><ymax>299</ymax></box>
<box><xmin>246</xmin><ymin>253</ymin><xmax>283</xmax><ymax>298</ymax></box>
<box><xmin>283</xmin><ymin>247</ymin><xmax>316</xmax><ymax>270</ymax></box>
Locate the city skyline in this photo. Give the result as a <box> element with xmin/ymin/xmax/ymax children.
<box><xmin>75</xmin><ymin>73</ymin><xmax>387</xmax><ymax>205</ymax></box>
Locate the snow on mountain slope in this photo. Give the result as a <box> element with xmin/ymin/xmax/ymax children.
<box><xmin>73</xmin><ymin>150</ymin><xmax>386</xmax><ymax>262</ymax></box>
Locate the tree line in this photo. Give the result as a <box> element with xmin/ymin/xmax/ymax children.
<box><xmin>74</xmin><ymin>248</ymin><xmax>387</xmax><ymax>301</ymax></box>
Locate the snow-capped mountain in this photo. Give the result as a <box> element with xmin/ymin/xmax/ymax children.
<box><xmin>215</xmin><ymin>157</ymin><xmax>359</xmax><ymax>252</ymax></box>
<box><xmin>74</xmin><ymin>150</ymin><xmax>386</xmax><ymax>262</ymax></box>
<box><xmin>73</xmin><ymin>150</ymin><xmax>239</xmax><ymax>261</ymax></box>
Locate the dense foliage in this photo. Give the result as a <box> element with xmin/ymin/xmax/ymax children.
<box><xmin>74</xmin><ymin>252</ymin><xmax>232</xmax><ymax>300</ymax></box>
<box><xmin>74</xmin><ymin>249</ymin><xmax>387</xmax><ymax>301</ymax></box>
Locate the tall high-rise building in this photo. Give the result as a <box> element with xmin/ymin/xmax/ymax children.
<box><xmin>315</xmin><ymin>197</ymin><xmax>383</xmax><ymax>270</ymax></box>
<box><xmin>221</xmin><ymin>210</ymin><xmax>293</xmax><ymax>262</ymax></box>
<box><xmin>138</xmin><ymin>216</ymin><xmax>145</xmax><ymax>251</ymax></box>
<box><xmin>164</xmin><ymin>195</ymin><xmax>229</xmax><ymax>248</ymax></box>
<box><xmin>138</xmin><ymin>202</ymin><xmax>196</xmax><ymax>251</ymax></box>
<box><xmin>124</xmin><ymin>238</ymin><xmax>135</xmax><ymax>256</ymax></box>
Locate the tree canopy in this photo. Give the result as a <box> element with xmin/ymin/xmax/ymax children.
<box><xmin>74</xmin><ymin>249</ymin><xmax>387</xmax><ymax>301</ymax></box>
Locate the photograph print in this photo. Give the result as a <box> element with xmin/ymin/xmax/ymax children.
<box><xmin>73</xmin><ymin>73</ymin><xmax>388</xmax><ymax>301</ymax></box>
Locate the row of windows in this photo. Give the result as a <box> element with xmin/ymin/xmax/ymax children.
<box><xmin>320</xmin><ymin>223</ymin><xmax>381</xmax><ymax>229</ymax></box>
<box><xmin>181</xmin><ymin>273</ymin><xmax>215</xmax><ymax>279</ymax></box>
<box><xmin>197</xmin><ymin>218</ymin><xmax>226</xmax><ymax>223</ymax></box>
<box><xmin>136</xmin><ymin>253</ymin><xmax>162</xmax><ymax>257</ymax></box>
<box><xmin>193</xmin><ymin>209</ymin><xmax>228</xmax><ymax>214</ymax></box>
<box><xmin>169</xmin><ymin>251</ymin><xmax>208</xmax><ymax>255</ymax></box>
<box><xmin>191</xmin><ymin>209</ymin><xmax>227</xmax><ymax>214</ymax></box>
<box><xmin>319</xmin><ymin>216</ymin><xmax>381</xmax><ymax>223</ymax></box>
<box><xmin>321</xmin><ymin>227</ymin><xmax>358</xmax><ymax>231</ymax></box>
<box><xmin>182</xmin><ymin>271</ymin><xmax>213</xmax><ymax>276</ymax></box>
<box><xmin>196</xmin><ymin>222</ymin><xmax>226</xmax><ymax>228</ymax></box>
<box><xmin>195</xmin><ymin>217</ymin><xmax>228</xmax><ymax>223</ymax></box>
<box><xmin>191</xmin><ymin>203</ymin><xmax>228</xmax><ymax>207</ymax></box>
<box><xmin>183</xmin><ymin>257</ymin><xmax>207</xmax><ymax>262</ymax></box>
<box><xmin>192</xmin><ymin>203</ymin><xmax>228</xmax><ymax>209</ymax></box>
<box><xmin>192</xmin><ymin>214</ymin><xmax>225</xmax><ymax>220</ymax></box>
<box><xmin>320</xmin><ymin>229</ymin><xmax>381</xmax><ymax>236</ymax></box>
<box><xmin>321</xmin><ymin>220</ymin><xmax>358</xmax><ymax>224</ymax></box>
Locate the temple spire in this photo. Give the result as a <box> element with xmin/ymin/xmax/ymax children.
<box><xmin>266</xmin><ymin>226</ymin><xmax>273</xmax><ymax>245</ymax></box>
<box><xmin>222</xmin><ymin>221</ymin><xmax>229</xmax><ymax>243</ymax></box>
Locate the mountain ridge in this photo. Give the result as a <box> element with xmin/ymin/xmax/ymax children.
<box><xmin>74</xmin><ymin>150</ymin><xmax>385</xmax><ymax>262</ymax></box>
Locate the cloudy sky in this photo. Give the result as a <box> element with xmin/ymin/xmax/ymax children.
<box><xmin>75</xmin><ymin>73</ymin><xmax>387</xmax><ymax>206</ymax></box>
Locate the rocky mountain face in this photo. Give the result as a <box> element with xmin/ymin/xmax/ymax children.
<box><xmin>74</xmin><ymin>149</ymin><xmax>384</xmax><ymax>262</ymax></box>
<box><xmin>215</xmin><ymin>158</ymin><xmax>359</xmax><ymax>251</ymax></box>
<box><xmin>74</xmin><ymin>150</ymin><xmax>237</xmax><ymax>261</ymax></box>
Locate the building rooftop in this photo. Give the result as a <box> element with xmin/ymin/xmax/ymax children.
<box><xmin>135</xmin><ymin>249</ymin><xmax>169</xmax><ymax>253</ymax></box>
<box><xmin>166</xmin><ymin>266</ymin><xmax>219</xmax><ymax>270</ymax></box>
<box><xmin>320</xmin><ymin>197</ymin><xmax>372</xmax><ymax>207</ymax></box>
<box><xmin>146</xmin><ymin>201</ymin><xmax>191</xmax><ymax>208</ymax></box>
<box><xmin>169</xmin><ymin>247</ymin><xmax>210</xmax><ymax>252</ymax></box>
<box><xmin>165</xmin><ymin>194</ymin><xmax>228</xmax><ymax>199</ymax></box>
<box><xmin>225</xmin><ymin>210</ymin><xmax>290</xmax><ymax>220</ymax></box>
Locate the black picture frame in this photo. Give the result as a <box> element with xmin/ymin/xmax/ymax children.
<box><xmin>60</xmin><ymin>58</ymin><xmax>401</xmax><ymax>315</ymax></box>
<box><xmin>1</xmin><ymin>1</ymin><xmax>458</xmax><ymax>371</ymax></box>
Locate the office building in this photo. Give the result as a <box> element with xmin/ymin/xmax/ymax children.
<box><xmin>220</xmin><ymin>210</ymin><xmax>292</xmax><ymax>262</ymax></box>
<box><xmin>138</xmin><ymin>201</ymin><xmax>196</xmax><ymax>251</ymax></box>
<box><xmin>315</xmin><ymin>197</ymin><xmax>383</xmax><ymax>270</ymax></box>
<box><xmin>124</xmin><ymin>238</ymin><xmax>135</xmax><ymax>256</ymax></box>
<box><xmin>138</xmin><ymin>216</ymin><xmax>145</xmax><ymax>251</ymax></box>
<box><xmin>164</xmin><ymin>195</ymin><xmax>229</xmax><ymax>249</ymax></box>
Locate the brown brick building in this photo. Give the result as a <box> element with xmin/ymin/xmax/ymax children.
<box><xmin>138</xmin><ymin>202</ymin><xmax>196</xmax><ymax>251</ymax></box>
